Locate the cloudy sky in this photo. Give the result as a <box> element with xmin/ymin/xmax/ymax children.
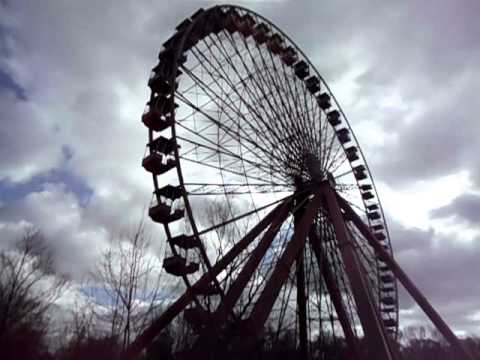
<box><xmin>1</xmin><ymin>0</ymin><xmax>479</xmax><ymax>336</ymax></box>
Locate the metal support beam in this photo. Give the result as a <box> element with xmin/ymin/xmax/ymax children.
<box><xmin>296</xmin><ymin>252</ymin><xmax>308</xmax><ymax>360</ymax></box>
<box><xmin>337</xmin><ymin>194</ymin><xmax>474</xmax><ymax>360</ymax></box>
<box><xmin>247</xmin><ymin>193</ymin><xmax>322</xmax><ymax>336</ymax></box>
<box><xmin>294</xmin><ymin>195</ymin><xmax>308</xmax><ymax>360</ymax></box>
<box><xmin>308</xmin><ymin>227</ymin><xmax>362</xmax><ymax>359</ymax></box>
<box><xmin>123</xmin><ymin>199</ymin><xmax>290</xmax><ymax>359</ymax></box>
<box><xmin>321</xmin><ymin>183</ymin><xmax>396</xmax><ymax>360</ymax></box>
<box><xmin>213</xmin><ymin>200</ymin><xmax>292</xmax><ymax>323</ymax></box>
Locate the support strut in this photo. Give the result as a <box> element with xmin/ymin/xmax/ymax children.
<box><xmin>247</xmin><ymin>193</ymin><xmax>322</xmax><ymax>336</ymax></box>
<box><xmin>321</xmin><ymin>183</ymin><xmax>397</xmax><ymax>360</ymax></box>
<box><xmin>308</xmin><ymin>227</ymin><xmax>362</xmax><ymax>359</ymax></box>
<box><xmin>337</xmin><ymin>194</ymin><xmax>474</xmax><ymax>360</ymax></box>
<box><xmin>294</xmin><ymin>194</ymin><xmax>309</xmax><ymax>360</ymax></box>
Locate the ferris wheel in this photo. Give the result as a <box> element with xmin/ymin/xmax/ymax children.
<box><xmin>128</xmin><ymin>5</ymin><xmax>472</xmax><ymax>360</ymax></box>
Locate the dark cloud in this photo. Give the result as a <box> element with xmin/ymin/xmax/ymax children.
<box><xmin>373</xmin><ymin>73</ymin><xmax>480</xmax><ymax>186</ymax></box>
<box><xmin>388</xmin><ymin>220</ymin><xmax>435</xmax><ymax>255</ymax></box>
<box><xmin>387</xmin><ymin>215</ymin><xmax>480</xmax><ymax>334</ymax></box>
<box><xmin>0</xmin><ymin>88</ymin><xmax>66</xmax><ymax>182</ymax></box>
<box><xmin>244</xmin><ymin>0</ymin><xmax>480</xmax><ymax>189</ymax></box>
<box><xmin>431</xmin><ymin>192</ymin><xmax>480</xmax><ymax>226</ymax></box>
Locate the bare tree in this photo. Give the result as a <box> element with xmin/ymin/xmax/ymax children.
<box><xmin>84</xmin><ymin>219</ymin><xmax>178</xmax><ymax>350</ymax></box>
<box><xmin>0</xmin><ymin>228</ymin><xmax>67</xmax><ymax>359</ymax></box>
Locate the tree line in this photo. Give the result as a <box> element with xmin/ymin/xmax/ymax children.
<box><xmin>1</xmin><ymin>216</ymin><xmax>479</xmax><ymax>359</ymax></box>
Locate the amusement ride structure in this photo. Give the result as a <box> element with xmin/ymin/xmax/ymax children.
<box><xmin>128</xmin><ymin>5</ymin><xmax>473</xmax><ymax>360</ymax></box>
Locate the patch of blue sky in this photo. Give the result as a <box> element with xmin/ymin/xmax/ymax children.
<box><xmin>0</xmin><ymin>145</ymin><xmax>94</xmax><ymax>206</ymax></box>
<box><xmin>258</xmin><ymin>225</ymin><xmax>293</xmax><ymax>275</ymax></box>
<box><xmin>82</xmin><ymin>286</ymin><xmax>174</xmax><ymax>307</ymax></box>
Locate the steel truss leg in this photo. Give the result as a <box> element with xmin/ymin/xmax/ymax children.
<box><xmin>337</xmin><ymin>194</ymin><xmax>474</xmax><ymax>360</ymax></box>
<box><xmin>247</xmin><ymin>193</ymin><xmax>322</xmax><ymax>336</ymax></box>
<box><xmin>296</xmin><ymin>252</ymin><xmax>308</xmax><ymax>360</ymax></box>
<box><xmin>294</xmin><ymin>197</ymin><xmax>309</xmax><ymax>360</ymax></box>
<box><xmin>308</xmin><ymin>227</ymin><xmax>362</xmax><ymax>359</ymax></box>
<box><xmin>321</xmin><ymin>184</ymin><xmax>397</xmax><ymax>360</ymax></box>
<box><xmin>122</xmin><ymin>200</ymin><xmax>290</xmax><ymax>359</ymax></box>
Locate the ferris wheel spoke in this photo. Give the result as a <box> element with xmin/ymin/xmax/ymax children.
<box><xmin>341</xmin><ymin>196</ymin><xmax>367</xmax><ymax>216</ymax></box>
<box><xmin>238</xmin><ymin>34</ymin><xmax>309</xmax><ymax>160</ymax></box>
<box><xmin>181</xmin><ymin>41</ymin><xmax>239</xmax><ymax>80</ymax></box>
<box><xmin>334</xmin><ymin>168</ymin><xmax>353</xmax><ymax>180</ymax></box>
<box><xmin>335</xmin><ymin>183</ymin><xmax>359</xmax><ymax>192</ymax></box>
<box><xmin>182</xmin><ymin>51</ymin><xmax>263</xmax><ymax>139</ymax></box>
<box><xmin>309</xmin><ymin>93</ymin><xmax>322</xmax><ymax>156</ymax></box>
<box><xmin>179</xmin><ymin>154</ymin><xmax>281</xmax><ymax>184</ymax></box>
<box><xmin>179</xmin><ymin>63</ymin><xmax>289</xmax><ymax>173</ymax></box>
<box><xmin>190</xmin><ymin>38</ymin><xmax>283</xmax><ymax>154</ymax></box>
<box><xmin>188</xmin><ymin>34</ymin><xmax>252</xmax><ymax>77</ymax></box>
<box><xmin>237</xmin><ymin>37</ymin><xmax>306</xmax><ymax>155</ymax></box>
<box><xmin>176</xmin><ymin>134</ymin><xmax>286</xmax><ymax>183</ymax></box>
<box><xmin>319</xmin><ymin>112</ymin><xmax>332</xmax><ymax>171</ymax></box>
<box><xmin>208</xmin><ymin>34</ymin><xmax>300</xmax><ymax>164</ymax></box>
<box><xmin>176</xmin><ymin>89</ymin><xmax>288</xmax><ymax>174</ymax></box>
<box><xmin>347</xmin><ymin>224</ymin><xmax>377</xmax><ymax>271</ymax></box>
<box><xmin>209</xmin><ymin>32</ymin><xmax>305</xmax><ymax>161</ymax></box>
<box><xmin>183</xmin><ymin>182</ymin><xmax>290</xmax><ymax>188</ymax></box>
<box><xmin>193</xmin><ymin>194</ymin><xmax>293</xmax><ymax>237</ymax></box>
<box><xmin>321</xmin><ymin>126</ymin><xmax>340</xmax><ymax>174</ymax></box>
<box><xmin>325</xmin><ymin>141</ymin><xmax>346</xmax><ymax>173</ymax></box>
<box><xmin>245</xmin><ymin>30</ymin><xmax>311</xmax><ymax>155</ymax></box>
<box><xmin>178</xmin><ymin>63</ymin><xmax>260</xmax><ymax>123</ymax></box>
<box><xmin>260</xmin><ymin>37</ymin><xmax>318</xmax><ymax>159</ymax></box>
<box><xmin>329</xmin><ymin>155</ymin><xmax>350</xmax><ymax>178</ymax></box>
<box><xmin>187</xmin><ymin>184</ymin><xmax>289</xmax><ymax>196</ymax></box>
<box><xmin>180</xmin><ymin>63</ymin><xmax>259</xmax><ymax>139</ymax></box>
<box><xmin>187</xmin><ymin>190</ymin><xmax>289</xmax><ymax>196</ymax></box>
<box><xmin>288</xmin><ymin>61</ymin><xmax>318</xmax><ymax>155</ymax></box>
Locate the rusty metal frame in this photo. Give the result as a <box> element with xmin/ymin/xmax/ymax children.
<box><xmin>211</xmin><ymin>199</ymin><xmax>292</xmax><ymax>323</ymax></box>
<box><xmin>246</xmin><ymin>193</ymin><xmax>322</xmax><ymax>336</ymax></box>
<box><xmin>337</xmin><ymin>193</ymin><xmax>474</xmax><ymax>360</ymax></box>
<box><xmin>294</xmin><ymin>194</ymin><xmax>309</xmax><ymax>360</ymax></box>
<box><xmin>123</xmin><ymin>199</ymin><xmax>289</xmax><ymax>359</ymax></box>
<box><xmin>296</xmin><ymin>251</ymin><xmax>308</xmax><ymax>359</ymax></box>
<box><xmin>189</xmin><ymin>199</ymin><xmax>293</xmax><ymax>355</ymax></box>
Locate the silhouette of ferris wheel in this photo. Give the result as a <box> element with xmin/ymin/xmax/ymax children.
<box><xmin>130</xmin><ymin>5</ymin><xmax>472</xmax><ymax>360</ymax></box>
